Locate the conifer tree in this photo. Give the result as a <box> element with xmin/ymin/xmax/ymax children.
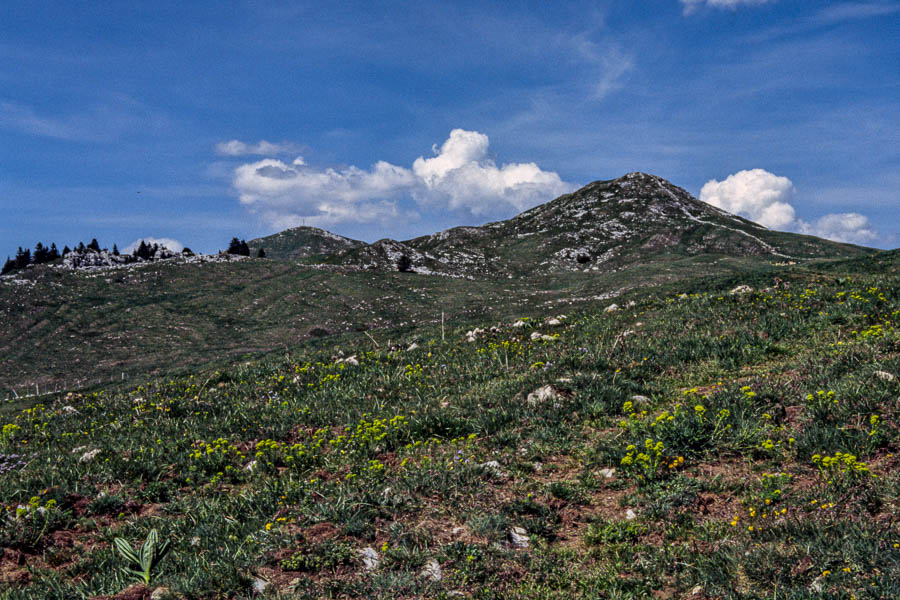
<box><xmin>239</xmin><ymin>239</ymin><xmax>250</xmax><ymax>256</ymax></box>
<box><xmin>227</xmin><ymin>237</ymin><xmax>242</xmax><ymax>254</ymax></box>
<box><xmin>135</xmin><ymin>240</ymin><xmax>151</xmax><ymax>260</ymax></box>
<box><xmin>14</xmin><ymin>247</ymin><xmax>31</xmax><ymax>269</ymax></box>
<box><xmin>1</xmin><ymin>256</ymin><xmax>13</xmax><ymax>275</ymax></box>
<box><xmin>62</xmin><ymin>245</ymin><xmax>71</xmax><ymax>256</ymax></box>
<box><xmin>88</xmin><ymin>238</ymin><xmax>101</xmax><ymax>252</ymax></box>
<box><xmin>112</xmin><ymin>244</ymin><xmax>119</xmax><ymax>256</ymax></box>
<box><xmin>77</xmin><ymin>241</ymin><xmax>86</xmax><ymax>252</ymax></box>
<box><xmin>33</xmin><ymin>242</ymin><xmax>49</xmax><ymax>264</ymax></box>
<box><xmin>397</xmin><ymin>254</ymin><xmax>413</xmax><ymax>272</ymax></box>
<box><xmin>48</xmin><ymin>243</ymin><xmax>60</xmax><ymax>260</ymax></box>
<box><xmin>256</xmin><ymin>247</ymin><xmax>266</xmax><ymax>258</ymax></box>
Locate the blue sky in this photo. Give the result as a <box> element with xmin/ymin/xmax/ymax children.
<box><xmin>1</xmin><ymin>0</ymin><xmax>898</xmax><ymax>255</ymax></box>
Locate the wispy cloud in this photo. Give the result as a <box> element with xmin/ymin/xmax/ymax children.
<box><xmin>812</xmin><ymin>2</ymin><xmax>900</xmax><ymax>24</ymax></box>
<box><xmin>0</xmin><ymin>98</ymin><xmax>167</xmax><ymax>142</ymax></box>
<box><xmin>0</xmin><ymin>101</ymin><xmax>90</xmax><ymax>141</ymax></box>
<box><xmin>681</xmin><ymin>0</ymin><xmax>775</xmax><ymax>15</ymax></box>
<box><xmin>215</xmin><ymin>139</ymin><xmax>306</xmax><ymax>156</ymax></box>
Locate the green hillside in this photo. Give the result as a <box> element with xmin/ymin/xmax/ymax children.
<box><xmin>1</xmin><ymin>252</ymin><xmax>898</xmax><ymax>598</ymax></box>
<box><xmin>247</xmin><ymin>227</ymin><xmax>364</xmax><ymax>262</ymax></box>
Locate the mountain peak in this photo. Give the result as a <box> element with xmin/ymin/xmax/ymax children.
<box><xmin>254</xmin><ymin>172</ymin><xmax>872</xmax><ymax>276</ymax></box>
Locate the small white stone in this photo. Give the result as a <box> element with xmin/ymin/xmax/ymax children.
<box><xmin>546</xmin><ymin>318</ymin><xmax>562</xmax><ymax>327</ymax></box>
<box><xmin>625</xmin><ymin>509</ymin><xmax>637</xmax><ymax>521</ymax></box>
<box><xmin>421</xmin><ymin>559</ymin><xmax>442</xmax><ymax>582</ymax></box>
<box><xmin>598</xmin><ymin>467</ymin><xmax>616</xmax><ymax>479</ymax></box>
<box><xmin>59</xmin><ymin>406</ymin><xmax>79</xmax><ymax>416</ymax></box>
<box><xmin>509</xmin><ymin>526</ymin><xmax>530</xmax><ymax>548</ymax></box>
<box><xmin>243</xmin><ymin>460</ymin><xmax>257</xmax><ymax>472</ymax></box>
<box><xmin>150</xmin><ymin>587</ymin><xmax>172</xmax><ymax>600</ymax></box>
<box><xmin>512</xmin><ymin>319</ymin><xmax>528</xmax><ymax>328</ymax></box>
<box><xmin>79</xmin><ymin>449</ymin><xmax>102</xmax><ymax>463</ymax></box>
<box><xmin>604</xmin><ymin>303</ymin><xmax>619</xmax><ymax>313</ymax></box>
<box><xmin>527</xmin><ymin>385</ymin><xmax>561</xmax><ymax>406</ymax></box>
<box><xmin>730</xmin><ymin>285</ymin><xmax>753</xmax><ymax>295</ymax></box>
<box><xmin>407</xmin><ymin>343</ymin><xmax>420</xmax><ymax>351</ymax></box>
<box><xmin>359</xmin><ymin>547</ymin><xmax>380</xmax><ymax>570</ymax></box>
<box><xmin>479</xmin><ymin>460</ymin><xmax>507</xmax><ymax>479</ymax></box>
<box><xmin>529</xmin><ymin>331</ymin><xmax>543</xmax><ymax>341</ymax></box>
<box><xmin>251</xmin><ymin>578</ymin><xmax>269</xmax><ymax>595</ymax></box>
<box><xmin>874</xmin><ymin>370</ymin><xmax>895</xmax><ymax>382</ymax></box>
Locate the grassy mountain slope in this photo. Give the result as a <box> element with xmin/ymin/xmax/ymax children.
<box><xmin>330</xmin><ymin>173</ymin><xmax>872</xmax><ymax>276</ymax></box>
<box><xmin>2</xmin><ymin>253</ymin><xmax>898</xmax><ymax>599</ymax></box>
<box><xmin>0</xmin><ymin>252</ymin><xmax>796</xmax><ymax>395</ymax></box>
<box><xmin>247</xmin><ymin>227</ymin><xmax>364</xmax><ymax>262</ymax></box>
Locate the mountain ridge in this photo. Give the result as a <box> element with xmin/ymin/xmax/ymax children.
<box><xmin>251</xmin><ymin>172</ymin><xmax>872</xmax><ymax>277</ymax></box>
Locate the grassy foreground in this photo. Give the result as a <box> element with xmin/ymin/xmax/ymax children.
<box><xmin>1</xmin><ymin>256</ymin><xmax>899</xmax><ymax>599</ymax></box>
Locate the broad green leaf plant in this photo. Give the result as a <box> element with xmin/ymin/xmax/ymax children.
<box><xmin>113</xmin><ymin>528</ymin><xmax>172</xmax><ymax>584</ymax></box>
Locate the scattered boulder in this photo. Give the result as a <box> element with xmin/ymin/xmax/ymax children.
<box><xmin>509</xmin><ymin>526</ymin><xmax>530</xmax><ymax>548</ymax></box>
<box><xmin>251</xmin><ymin>578</ymin><xmax>269</xmax><ymax>595</ymax></box>
<box><xmin>874</xmin><ymin>370</ymin><xmax>895</xmax><ymax>382</ymax></box>
<box><xmin>421</xmin><ymin>559</ymin><xmax>442</xmax><ymax>582</ymax></box>
<box><xmin>512</xmin><ymin>319</ymin><xmax>529</xmax><ymax>328</ymax></box>
<box><xmin>359</xmin><ymin>547</ymin><xmax>380</xmax><ymax>570</ymax></box>
<box><xmin>730</xmin><ymin>285</ymin><xmax>753</xmax><ymax>295</ymax></box>
<box><xmin>337</xmin><ymin>355</ymin><xmax>359</xmax><ymax>366</ymax></box>
<box><xmin>546</xmin><ymin>318</ymin><xmax>563</xmax><ymax>327</ymax></box>
<box><xmin>604</xmin><ymin>303</ymin><xmax>619</xmax><ymax>313</ymax></box>
<box><xmin>478</xmin><ymin>460</ymin><xmax>508</xmax><ymax>480</ymax></box>
<box><xmin>150</xmin><ymin>587</ymin><xmax>176</xmax><ymax>600</ymax></box>
<box><xmin>630</xmin><ymin>395</ymin><xmax>651</xmax><ymax>407</ymax></box>
<box><xmin>526</xmin><ymin>385</ymin><xmax>561</xmax><ymax>406</ymax></box>
<box><xmin>79</xmin><ymin>449</ymin><xmax>102</xmax><ymax>463</ymax></box>
<box><xmin>465</xmin><ymin>328</ymin><xmax>486</xmax><ymax>342</ymax></box>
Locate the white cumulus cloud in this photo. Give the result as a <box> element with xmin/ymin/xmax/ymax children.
<box><xmin>123</xmin><ymin>237</ymin><xmax>185</xmax><ymax>254</ymax></box>
<box><xmin>798</xmin><ymin>213</ymin><xmax>878</xmax><ymax>245</ymax></box>
<box><xmin>216</xmin><ymin>139</ymin><xmax>303</xmax><ymax>156</ymax></box>
<box><xmin>700</xmin><ymin>169</ymin><xmax>878</xmax><ymax>245</ymax></box>
<box><xmin>700</xmin><ymin>168</ymin><xmax>796</xmax><ymax>229</ymax></box>
<box><xmin>681</xmin><ymin>0</ymin><xmax>775</xmax><ymax>15</ymax></box>
<box><xmin>231</xmin><ymin>128</ymin><xmax>574</xmax><ymax>230</ymax></box>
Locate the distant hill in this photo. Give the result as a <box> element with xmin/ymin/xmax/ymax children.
<box><xmin>264</xmin><ymin>172</ymin><xmax>872</xmax><ymax>277</ymax></box>
<box><xmin>248</xmin><ymin>226</ymin><xmax>364</xmax><ymax>261</ymax></box>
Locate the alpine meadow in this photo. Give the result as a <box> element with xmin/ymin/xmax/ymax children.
<box><xmin>2</xmin><ymin>2</ymin><xmax>900</xmax><ymax>599</ymax></box>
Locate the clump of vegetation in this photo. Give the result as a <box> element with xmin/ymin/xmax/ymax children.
<box><xmin>280</xmin><ymin>540</ymin><xmax>356</xmax><ymax>572</ymax></box>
